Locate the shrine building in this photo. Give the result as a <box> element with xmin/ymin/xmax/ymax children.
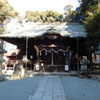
<box><xmin>0</xmin><ymin>22</ymin><xmax>88</xmax><ymax>72</ymax></box>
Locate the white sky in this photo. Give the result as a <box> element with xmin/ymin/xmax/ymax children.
<box><xmin>7</xmin><ymin>0</ymin><xmax>79</xmax><ymax>15</ymax></box>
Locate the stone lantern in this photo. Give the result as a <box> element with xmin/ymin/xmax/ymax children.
<box><xmin>0</xmin><ymin>41</ymin><xmax>7</xmax><ymax>81</ymax></box>
<box><xmin>80</xmin><ymin>56</ymin><xmax>90</xmax><ymax>70</ymax></box>
<box><xmin>95</xmin><ymin>50</ymin><xmax>100</xmax><ymax>72</ymax></box>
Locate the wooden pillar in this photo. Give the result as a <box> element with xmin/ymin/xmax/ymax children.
<box><xmin>37</xmin><ymin>51</ymin><xmax>40</xmax><ymax>65</ymax></box>
<box><xmin>77</xmin><ymin>37</ymin><xmax>79</xmax><ymax>76</ymax></box>
<box><xmin>25</xmin><ymin>37</ymin><xmax>28</xmax><ymax>72</ymax></box>
<box><xmin>88</xmin><ymin>52</ymin><xmax>92</xmax><ymax>71</ymax></box>
<box><xmin>51</xmin><ymin>49</ymin><xmax>53</xmax><ymax>65</ymax></box>
<box><xmin>34</xmin><ymin>46</ymin><xmax>40</xmax><ymax>65</ymax></box>
<box><xmin>88</xmin><ymin>53</ymin><xmax>92</xmax><ymax>63</ymax></box>
<box><xmin>65</xmin><ymin>51</ymin><xmax>69</xmax><ymax>65</ymax></box>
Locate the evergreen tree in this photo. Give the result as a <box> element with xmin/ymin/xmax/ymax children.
<box><xmin>0</xmin><ymin>0</ymin><xmax>19</xmax><ymax>33</ymax></box>
<box><xmin>63</xmin><ymin>5</ymin><xmax>81</xmax><ymax>22</ymax></box>
<box><xmin>84</xmin><ymin>0</ymin><xmax>100</xmax><ymax>52</ymax></box>
<box><xmin>79</xmin><ymin>0</ymin><xmax>98</xmax><ymax>21</ymax></box>
<box><xmin>25</xmin><ymin>10</ymin><xmax>63</xmax><ymax>22</ymax></box>
<box><xmin>0</xmin><ymin>0</ymin><xmax>19</xmax><ymax>21</ymax></box>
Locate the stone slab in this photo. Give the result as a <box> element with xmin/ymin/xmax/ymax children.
<box><xmin>29</xmin><ymin>76</ymin><xmax>66</xmax><ymax>100</ymax></box>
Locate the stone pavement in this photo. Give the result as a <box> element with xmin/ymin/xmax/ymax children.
<box><xmin>28</xmin><ymin>76</ymin><xmax>66</xmax><ymax>100</ymax></box>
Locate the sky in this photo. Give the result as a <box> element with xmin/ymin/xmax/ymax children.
<box><xmin>7</xmin><ymin>0</ymin><xmax>79</xmax><ymax>15</ymax></box>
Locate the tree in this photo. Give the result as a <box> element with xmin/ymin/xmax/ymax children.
<box><xmin>0</xmin><ymin>0</ymin><xmax>19</xmax><ymax>33</ymax></box>
<box><xmin>74</xmin><ymin>9</ymin><xmax>82</xmax><ymax>22</ymax></box>
<box><xmin>45</xmin><ymin>10</ymin><xmax>63</xmax><ymax>21</ymax></box>
<box><xmin>47</xmin><ymin>16</ymin><xmax>54</xmax><ymax>22</ymax></box>
<box><xmin>84</xmin><ymin>0</ymin><xmax>100</xmax><ymax>52</ymax></box>
<box><xmin>0</xmin><ymin>0</ymin><xmax>19</xmax><ymax>20</ymax></box>
<box><xmin>64</xmin><ymin>4</ymin><xmax>73</xmax><ymax>15</ymax></box>
<box><xmin>25</xmin><ymin>10</ymin><xmax>41</xmax><ymax>22</ymax></box>
<box><xmin>25</xmin><ymin>10</ymin><xmax>63</xmax><ymax>22</ymax></box>
<box><xmin>63</xmin><ymin>4</ymin><xmax>74</xmax><ymax>22</ymax></box>
<box><xmin>78</xmin><ymin>0</ymin><xmax>98</xmax><ymax>21</ymax></box>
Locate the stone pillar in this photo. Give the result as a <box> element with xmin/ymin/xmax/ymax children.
<box><xmin>0</xmin><ymin>53</ymin><xmax>3</xmax><ymax>76</ymax></box>
<box><xmin>0</xmin><ymin>42</ymin><xmax>6</xmax><ymax>81</ymax></box>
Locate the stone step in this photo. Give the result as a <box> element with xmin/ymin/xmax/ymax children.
<box><xmin>4</xmin><ymin>70</ymin><xmax>14</xmax><ymax>75</ymax></box>
<box><xmin>26</xmin><ymin>71</ymin><xmax>78</xmax><ymax>77</ymax></box>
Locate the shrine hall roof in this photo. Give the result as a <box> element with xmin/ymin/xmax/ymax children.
<box><xmin>0</xmin><ymin>22</ymin><xmax>86</xmax><ymax>38</ymax></box>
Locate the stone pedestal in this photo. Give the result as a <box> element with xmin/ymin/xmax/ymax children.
<box><xmin>18</xmin><ymin>64</ymin><xmax>25</xmax><ymax>78</ymax></box>
<box><xmin>0</xmin><ymin>76</ymin><xmax>5</xmax><ymax>82</ymax></box>
<box><xmin>20</xmin><ymin>67</ymin><xmax>25</xmax><ymax>78</ymax></box>
<box><xmin>0</xmin><ymin>53</ymin><xmax>3</xmax><ymax>76</ymax></box>
<box><xmin>81</xmin><ymin>65</ymin><xmax>87</xmax><ymax>70</ymax></box>
<box><xmin>11</xmin><ymin>63</ymin><xmax>25</xmax><ymax>79</ymax></box>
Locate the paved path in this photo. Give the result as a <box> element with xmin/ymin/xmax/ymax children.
<box><xmin>0</xmin><ymin>77</ymin><xmax>42</xmax><ymax>100</ymax></box>
<box><xmin>28</xmin><ymin>76</ymin><xmax>66</xmax><ymax>100</ymax></box>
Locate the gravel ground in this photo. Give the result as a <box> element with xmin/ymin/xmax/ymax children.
<box><xmin>0</xmin><ymin>76</ymin><xmax>43</xmax><ymax>100</ymax></box>
<box><xmin>60</xmin><ymin>76</ymin><xmax>100</xmax><ymax>100</ymax></box>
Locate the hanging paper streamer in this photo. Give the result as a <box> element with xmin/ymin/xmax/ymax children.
<box><xmin>63</xmin><ymin>52</ymin><xmax>65</xmax><ymax>56</ymax></box>
<box><xmin>38</xmin><ymin>46</ymin><xmax>70</xmax><ymax>53</ymax></box>
<box><xmin>40</xmin><ymin>51</ymin><xmax>42</xmax><ymax>56</ymax></box>
<box><xmin>55</xmin><ymin>51</ymin><xmax>59</xmax><ymax>54</ymax></box>
<box><xmin>60</xmin><ymin>50</ymin><xmax>62</xmax><ymax>52</ymax></box>
<box><xmin>45</xmin><ymin>51</ymin><xmax>47</xmax><ymax>55</ymax></box>
<box><xmin>69</xmin><ymin>51</ymin><xmax>73</xmax><ymax>64</ymax></box>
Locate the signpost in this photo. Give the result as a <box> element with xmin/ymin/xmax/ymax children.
<box><xmin>65</xmin><ymin>65</ymin><xmax>69</xmax><ymax>71</ymax></box>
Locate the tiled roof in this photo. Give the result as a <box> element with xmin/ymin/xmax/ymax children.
<box><xmin>0</xmin><ymin>22</ymin><xmax>86</xmax><ymax>38</ymax></box>
<box><xmin>4</xmin><ymin>49</ymin><xmax>20</xmax><ymax>56</ymax></box>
